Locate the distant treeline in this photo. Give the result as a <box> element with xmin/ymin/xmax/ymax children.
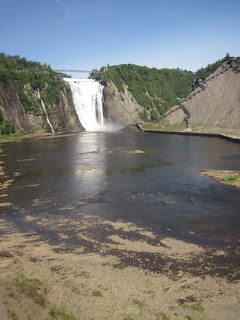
<box><xmin>91</xmin><ymin>55</ymin><xmax>239</xmax><ymax>121</ymax></box>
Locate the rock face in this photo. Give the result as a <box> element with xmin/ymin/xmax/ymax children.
<box><xmin>163</xmin><ymin>64</ymin><xmax>240</xmax><ymax>132</ymax></box>
<box><xmin>103</xmin><ymin>81</ymin><xmax>143</xmax><ymax>125</ymax></box>
<box><xmin>0</xmin><ymin>81</ymin><xmax>83</xmax><ymax>134</ymax></box>
<box><xmin>0</xmin><ymin>82</ymin><xmax>33</xmax><ymax>133</ymax></box>
<box><xmin>48</xmin><ymin>89</ymin><xmax>84</xmax><ymax>133</ymax></box>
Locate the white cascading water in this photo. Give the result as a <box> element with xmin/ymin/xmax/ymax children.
<box><xmin>64</xmin><ymin>78</ymin><xmax>106</xmax><ymax>131</ymax></box>
<box><xmin>36</xmin><ymin>88</ymin><xmax>55</xmax><ymax>134</ymax></box>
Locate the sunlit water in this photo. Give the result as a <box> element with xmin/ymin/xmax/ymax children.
<box><xmin>1</xmin><ymin>132</ymin><xmax>240</xmax><ymax>250</ymax></box>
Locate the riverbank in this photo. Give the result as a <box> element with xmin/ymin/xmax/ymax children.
<box><xmin>142</xmin><ymin>123</ymin><xmax>240</xmax><ymax>143</ymax></box>
<box><xmin>0</xmin><ymin>131</ymin><xmax>83</xmax><ymax>144</ymax></box>
<box><xmin>201</xmin><ymin>170</ymin><xmax>240</xmax><ymax>188</ymax></box>
<box><xmin>1</xmin><ymin>215</ymin><xmax>240</xmax><ymax>320</ymax></box>
<box><xmin>1</xmin><ymin>131</ymin><xmax>240</xmax><ymax>320</ymax></box>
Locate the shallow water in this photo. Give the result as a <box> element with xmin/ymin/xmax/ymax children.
<box><xmin>1</xmin><ymin>132</ymin><xmax>240</xmax><ymax>252</ymax></box>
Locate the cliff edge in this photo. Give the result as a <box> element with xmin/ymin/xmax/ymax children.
<box><xmin>103</xmin><ymin>81</ymin><xmax>143</xmax><ymax>125</ymax></box>
<box><xmin>163</xmin><ymin>63</ymin><xmax>240</xmax><ymax>133</ymax></box>
<box><xmin>0</xmin><ymin>54</ymin><xmax>83</xmax><ymax>136</ymax></box>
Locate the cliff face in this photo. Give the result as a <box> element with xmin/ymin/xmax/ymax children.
<box><xmin>103</xmin><ymin>81</ymin><xmax>143</xmax><ymax>125</ymax></box>
<box><xmin>0</xmin><ymin>82</ymin><xmax>33</xmax><ymax>133</ymax></box>
<box><xmin>47</xmin><ymin>87</ymin><xmax>83</xmax><ymax>133</ymax></box>
<box><xmin>0</xmin><ymin>81</ymin><xmax>83</xmax><ymax>134</ymax></box>
<box><xmin>163</xmin><ymin>64</ymin><xmax>240</xmax><ymax>132</ymax></box>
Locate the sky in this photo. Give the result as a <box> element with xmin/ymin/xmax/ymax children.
<box><xmin>1</xmin><ymin>0</ymin><xmax>240</xmax><ymax>73</ymax></box>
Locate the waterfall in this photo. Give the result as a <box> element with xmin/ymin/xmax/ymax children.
<box><xmin>37</xmin><ymin>88</ymin><xmax>55</xmax><ymax>134</ymax></box>
<box><xmin>64</xmin><ymin>78</ymin><xmax>106</xmax><ymax>131</ymax></box>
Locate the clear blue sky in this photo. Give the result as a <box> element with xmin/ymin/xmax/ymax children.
<box><xmin>1</xmin><ymin>0</ymin><xmax>240</xmax><ymax>72</ymax></box>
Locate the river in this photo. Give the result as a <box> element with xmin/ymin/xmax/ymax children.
<box><xmin>1</xmin><ymin>131</ymin><xmax>240</xmax><ymax>277</ymax></box>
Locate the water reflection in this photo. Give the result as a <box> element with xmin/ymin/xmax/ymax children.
<box><xmin>73</xmin><ymin>132</ymin><xmax>108</xmax><ymax>198</ymax></box>
<box><xmin>1</xmin><ymin>132</ymin><xmax>240</xmax><ymax>244</ymax></box>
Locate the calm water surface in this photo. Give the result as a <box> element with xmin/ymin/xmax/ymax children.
<box><xmin>1</xmin><ymin>132</ymin><xmax>240</xmax><ymax>251</ymax></box>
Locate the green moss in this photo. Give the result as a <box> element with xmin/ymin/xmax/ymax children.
<box><xmin>34</xmin><ymin>295</ymin><xmax>46</xmax><ymax>306</ymax></box>
<box><xmin>7</xmin><ymin>311</ymin><xmax>18</xmax><ymax>320</ymax></box>
<box><xmin>15</xmin><ymin>274</ymin><xmax>47</xmax><ymax>306</ymax></box>
<box><xmin>92</xmin><ymin>289</ymin><xmax>103</xmax><ymax>297</ymax></box>
<box><xmin>221</xmin><ymin>173</ymin><xmax>240</xmax><ymax>184</ymax></box>
<box><xmin>16</xmin><ymin>275</ymin><xmax>42</xmax><ymax>296</ymax></box>
<box><xmin>133</xmin><ymin>299</ymin><xmax>144</xmax><ymax>308</ymax></box>
<box><xmin>155</xmin><ymin>312</ymin><xmax>170</xmax><ymax>320</ymax></box>
<box><xmin>50</xmin><ymin>308</ymin><xmax>75</xmax><ymax>320</ymax></box>
<box><xmin>183</xmin><ymin>302</ymin><xmax>204</xmax><ymax>312</ymax></box>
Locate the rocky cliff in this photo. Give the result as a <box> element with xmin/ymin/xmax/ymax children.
<box><xmin>0</xmin><ymin>81</ymin><xmax>83</xmax><ymax>134</ymax></box>
<box><xmin>103</xmin><ymin>81</ymin><xmax>143</xmax><ymax>125</ymax></box>
<box><xmin>93</xmin><ymin>64</ymin><xmax>195</xmax><ymax>123</ymax></box>
<box><xmin>163</xmin><ymin>63</ymin><xmax>240</xmax><ymax>133</ymax></box>
<box><xmin>0</xmin><ymin>54</ymin><xmax>83</xmax><ymax>135</ymax></box>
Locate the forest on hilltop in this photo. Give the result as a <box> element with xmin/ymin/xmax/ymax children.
<box><xmin>0</xmin><ymin>53</ymin><xmax>70</xmax><ymax>134</ymax></box>
<box><xmin>0</xmin><ymin>53</ymin><xmax>238</xmax><ymax>134</ymax></box>
<box><xmin>91</xmin><ymin>55</ymin><xmax>235</xmax><ymax>121</ymax></box>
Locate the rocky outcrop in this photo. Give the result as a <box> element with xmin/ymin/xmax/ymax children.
<box><xmin>103</xmin><ymin>81</ymin><xmax>143</xmax><ymax>125</ymax></box>
<box><xmin>0</xmin><ymin>82</ymin><xmax>33</xmax><ymax>133</ymax></box>
<box><xmin>48</xmin><ymin>88</ymin><xmax>83</xmax><ymax>133</ymax></box>
<box><xmin>0</xmin><ymin>81</ymin><xmax>83</xmax><ymax>134</ymax></box>
<box><xmin>163</xmin><ymin>64</ymin><xmax>240</xmax><ymax>132</ymax></box>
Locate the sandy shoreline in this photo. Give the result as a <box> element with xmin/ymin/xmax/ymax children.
<box><xmin>201</xmin><ymin>170</ymin><xmax>240</xmax><ymax>188</ymax></box>
<box><xmin>0</xmin><ymin>212</ymin><xmax>240</xmax><ymax>320</ymax></box>
<box><xmin>0</xmin><ymin>137</ymin><xmax>240</xmax><ymax>320</ymax></box>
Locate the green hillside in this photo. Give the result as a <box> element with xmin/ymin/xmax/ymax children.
<box><xmin>0</xmin><ymin>53</ymin><xmax>70</xmax><ymax>135</ymax></box>
<box><xmin>91</xmin><ymin>56</ymin><xmax>235</xmax><ymax>121</ymax></box>
<box><xmin>92</xmin><ymin>64</ymin><xmax>194</xmax><ymax>120</ymax></box>
<box><xmin>0</xmin><ymin>53</ymin><xmax>71</xmax><ymax>109</ymax></box>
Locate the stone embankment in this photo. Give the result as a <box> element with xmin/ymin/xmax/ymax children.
<box><xmin>143</xmin><ymin>129</ymin><xmax>240</xmax><ymax>143</ymax></box>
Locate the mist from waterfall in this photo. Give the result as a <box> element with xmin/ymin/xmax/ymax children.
<box><xmin>65</xmin><ymin>78</ymin><xmax>124</xmax><ymax>132</ymax></box>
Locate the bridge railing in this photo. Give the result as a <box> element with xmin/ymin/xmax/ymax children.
<box><xmin>55</xmin><ymin>70</ymin><xmax>103</xmax><ymax>73</ymax></box>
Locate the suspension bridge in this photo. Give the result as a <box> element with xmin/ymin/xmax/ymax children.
<box><xmin>55</xmin><ymin>69</ymin><xmax>103</xmax><ymax>73</ymax></box>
